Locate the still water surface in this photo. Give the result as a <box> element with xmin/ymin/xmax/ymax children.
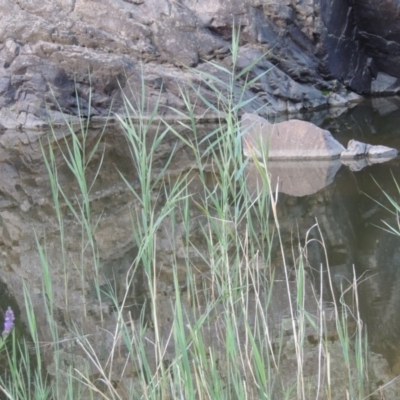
<box><xmin>279</xmin><ymin>98</ymin><xmax>400</xmax><ymax>377</ymax></box>
<box><xmin>0</xmin><ymin>99</ymin><xmax>400</xmax><ymax>392</ymax></box>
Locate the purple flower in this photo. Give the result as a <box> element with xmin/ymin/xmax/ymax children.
<box><xmin>2</xmin><ymin>307</ymin><xmax>15</xmax><ymax>336</ymax></box>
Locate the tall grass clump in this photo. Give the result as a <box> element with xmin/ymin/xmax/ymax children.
<box><xmin>0</xmin><ymin>28</ymin><xmax>373</xmax><ymax>400</ymax></box>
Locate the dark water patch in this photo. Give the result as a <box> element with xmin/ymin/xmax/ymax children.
<box><xmin>320</xmin><ymin>98</ymin><xmax>400</xmax><ymax>150</ymax></box>
<box><xmin>253</xmin><ymin>98</ymin><xmax>400</xmax><ymax>378</ymax></box>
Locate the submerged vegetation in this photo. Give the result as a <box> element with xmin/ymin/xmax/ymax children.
<box><xmin>0</xmin><ymin>31</ymin><xmax>395</xmax><ymax>399</ymax></box>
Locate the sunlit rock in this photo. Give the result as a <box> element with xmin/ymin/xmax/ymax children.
<box><xmin>242</xmin><ymin>114</ymin><xmax>398</xmax><ymax>172</ymax></box>
<box><xmin>241</xmin><ymin>113</ymin><xmax>345</xmax><ymax>160</ymax></box>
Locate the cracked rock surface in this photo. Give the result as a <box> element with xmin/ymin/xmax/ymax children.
<box><xmin>2</xmin><ymin>0</ymin><xmax>399</xmax><ymax>130</ymax></box>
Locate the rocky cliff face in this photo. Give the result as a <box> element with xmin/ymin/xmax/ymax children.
<box><xmin>353</xmin><ymin>0</ymin><xmax>400</xmax><ymax>83</ymax></box>
<box><xmin>1</xmin><ymin>0</ymin><xmax>399</xmax><ymax>130</ymax></box>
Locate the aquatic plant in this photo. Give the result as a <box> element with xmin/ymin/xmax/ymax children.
<box><xmin>0</xmin><ymin>28</ymin><xmax>377</xmax><ymax>400</ymax></box>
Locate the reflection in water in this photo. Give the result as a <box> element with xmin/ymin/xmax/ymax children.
<box><xmin>354</xmin><ymin>160</ymin><xmax>400</xmax><ymax>371</ymax></box>
<box><xmin>313</xmin><ymin>97</ymin><xmax>400</xmax><ymax>150</ymax></box>
<box><xmin>245</xmin><ymin>159</ymin><xmax>343</xmax><ymax>197</ymax></box>
<box><xmin>1</xmin><ymin>101</ymin><xmax>400</xmax><ymax>395</ymax></box>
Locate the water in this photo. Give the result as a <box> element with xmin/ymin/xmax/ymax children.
<box><xmin>1</xmin><ymin>100</ymin><xmax>400</xmax><ymax>395</ymax></box>
<box><xmin>301</xmin><ymin>99</ymin><xmax>400</xmax><ymax>373</ymax></box>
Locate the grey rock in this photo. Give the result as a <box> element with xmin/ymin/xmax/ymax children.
<box><xmin>367</xmin><ymin>145</ymin><xmax>398</xmax><ymax>159</ymax></box>
<box><xmin>3</xmin><ymin>0</ymin><xmax>400</xmax><ymax>130</ymax></box>
<box><xmin>242</xmin><ymin>115</ymin><xmax>397</xmax><ymax>171</ymax></box>
<box><xmin>340</xmin><ymin>140</ymin><xmax>398</xmax><ymax>171</ymax></box>
<box><xmin>341</xmin><ymin>139</ymin><xmax>398</xmax><ymax>161</ymax></box>
<box><xmin>327</xmin><ymin>91</ymin><xmax>364</xmax><ymax>108</ymax></box>
<box><xmin>340</xmin><ymin>140</ymin><xmax>370</xmax><ymax>159</ymax></box>
<box><xmin>0</xmin><ymin>0</ymin><xmax>370</xmax><ymax>130</ymax></box>
<box><xmin>322</xmin><ymin>0</ymin><xmax>373</xmax><ymax>94</ymax></box>
<box><xmin>346</xmin><ymin>92</ymin><xmax>365</xmax><ymax>105</ymax></box>
<box><xmin>328</xmin><ymin>93</ymin><xmax>349</xmax><ymax>107</ymax></box>
<box><xmin>354</xmin><ymin>0</ymin><xmax>400</xmax><ymax>82</ymax></box>
<box><xmin>241</xmin><ymin>113</ymin><xmax>345</xmax><ymax>160</ymax></box>
<box><xmin>371</xmin><ymin>72</ymin><xmax>400</xmax><ymax>95</ymax></box>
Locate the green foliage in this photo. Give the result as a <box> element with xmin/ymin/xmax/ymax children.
<box><xmin>0</xmin><ymin>28</ymin><xmax>373</xmax><ymax>400</ymax></box>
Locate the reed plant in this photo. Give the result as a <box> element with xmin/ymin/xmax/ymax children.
<box><xmin>0</xmin><ymin>29</ymin><xmax>372</xmax><ymax>400</ymax></box>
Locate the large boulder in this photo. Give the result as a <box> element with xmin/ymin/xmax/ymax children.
<box><xmin>242</xmin><ymin>113</ymin><xmax>398</xmax><ymax>163</ymax></box>
<box><xmin>241</xmin><ymin>113</ymin><xmax>345</xmax><ymax>160</ymax></box>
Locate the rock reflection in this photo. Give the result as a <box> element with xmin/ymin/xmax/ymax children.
<box><xmin>355</xmin><ymin>160</ymin><xmax>400</xmax><ymax>379</ymax></box>
<box><xmin>245</xmin><ymin>159</ymin><xmax>342</xmax><ymax>197</ymax></box>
